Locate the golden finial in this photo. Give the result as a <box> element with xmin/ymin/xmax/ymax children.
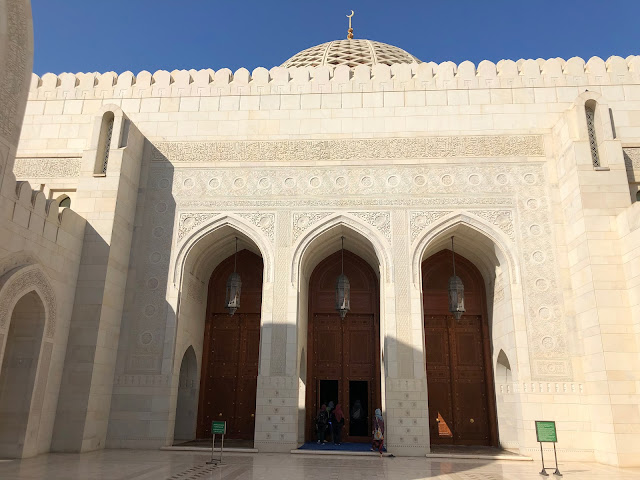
<box><xmin>346</xmin><ymin>10</ymin><xmax>354</xmax><ymax>39</ymax></box>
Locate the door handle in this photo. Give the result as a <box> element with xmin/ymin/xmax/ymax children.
<box><xmin>251</xmin><ymin>414</ymin><xmax>255</xmax><ymax>417</ymax></box>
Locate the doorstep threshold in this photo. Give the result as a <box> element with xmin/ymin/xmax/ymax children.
<box><xmin>291</xmin><ymin>449</ymin><xmax>392</xmax><ymax>457</ymax></box>
<box><xmin>426</xmin><ymin>451</ymin><xmax>532</xmax><ymax>462</ymax></box>
<box><xmin>161</xmin><ymin>446</ymin><xmax>258</xmax><ymax>453</ymax></box>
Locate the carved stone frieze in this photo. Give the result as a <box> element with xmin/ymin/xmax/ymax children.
<box><xmin>178</xmin><ymin>197</ymin><xmax>514</xmax><ymax>209</ymax></box>
<box><xmin>13</xmin><ymin>157</ymin><xmax>81</xmax><ymax>178</ymax></box>
<box><xmin>151</xmin><ymin>135</ymin><xmax>544</xmax><ymax>164</ymax></box>
<box><xmin>350</xmin><ymin>211</ymin><xmax>391</xmax><ymax>241</ymax></box>
<box><xmin>0</xmin><ymin>0</ymin><xmax>32</xmax><ymax>145</ymax></box>
<box><xmin>292</xmin><ymin>212</ymin><xmax>332</xmax><ymax>241</ymax></box>
<box><xmin>471</xmin><ymin>210</ymin><xmax>515</xmax><ymax>240</ymax></box>
<box><xmin>169</xmin><ymin>164</ymin><xmax>543</xmax><ymax>199</ymax></box>
<box><xmin>177</xmin><ymin>212</ymin><xmax>219</xmax><ymax>242</ymax></box>
<box><xmin>238</xmin><ymin>212</ymin><xmax>276</xmax><ymax>242</ymax></box>
<box><xmin>515</xmin><ymin>191</ymin><xmax>570</xmax><ymax>379</ymax></box>
<box><xmin>410</xmin><ymin>211</ymin><xmax>453</xmax><ymax>242</ymax></box>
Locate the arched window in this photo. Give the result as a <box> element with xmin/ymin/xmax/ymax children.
<box><xmin>59</xmin><ymin>196</ymin><xmax>71</xmax><ymax>208</ymax></box>
<box><xmin>585</xmin><ymin>101</ymin><xmax>600</xmax><ymax>168</ymax></box>
<box><xmin>95</xmin><ymin>111</ymin><xmax>114</xmax><ymax>175</ymax></box>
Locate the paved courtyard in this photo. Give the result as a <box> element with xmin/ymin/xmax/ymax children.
<box><xmin>0</xmin><ymin>450</ymin><xmax>638</xmax><ymax>480</ymax></box>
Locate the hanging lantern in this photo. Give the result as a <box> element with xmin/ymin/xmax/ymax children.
<box><xmin>225</xmin><ymin>237</ymin><xmax>242</xmax><ymax>316</ymax></box>
<box><xmin>335</xmin><ymin>236</ymin><xmax>351</xmax><ymax>319</ymax></box>
<box><xmin>448</xmin><ymin>236</ymin><xmax>465</xmax><ymax>320</ymax></box>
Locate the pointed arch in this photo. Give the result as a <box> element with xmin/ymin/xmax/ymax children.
<box><xmin>0</xmin><ymin>263</ymin><xmax>56</xmax><ymax>338</ymax></box>
<box><xmin>174</xmin><ymin>345</ymin><xmax>198</xmax><ymax>443</ymax></box>
<box><xmin>411</xmin><ymin>212</ymin><xmax>518</xmax><ymax>287</ymax></box>
<box><xmin>291</xmin><ymin>213</ymin><xmax>393</xmax><ymax>284</ymax></box>
<box><xmin>172</xmin><ymin>213</ymin><xmax>274</xmax><ymax>288</ymax></box>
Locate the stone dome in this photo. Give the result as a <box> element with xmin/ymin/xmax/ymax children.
<box><xmin>281</xmin><ymin>39</ymin><xmax>421</xmax><ymax>68</ymax></box>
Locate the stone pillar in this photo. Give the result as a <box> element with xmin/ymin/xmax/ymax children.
<box><xmin>555</xmin><ymin>97</ymin><xmax>640</xmax><ymax>466</ymax></box>
<box><xmin>254</xmin><ymin>210</ymin><xmax>297</xmax><ymax>452</ymax></box>
<box><xmin>52</xmin><ymin>111</ymin><xmax>145</xmax><ymax>452</ymax></box>
<box><xmin>0</xmin><ymin>0</ymin><xmax>33</xmax><ymax>195</ymax></box>
<box><xmin>384</xmin><ymin>210</ymin><xmax>430</xmax><ymax>456</ymax></box>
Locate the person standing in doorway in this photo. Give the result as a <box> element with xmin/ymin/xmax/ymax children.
<box><xmin>331</xmin><ymin>404</ymin><xmax>345</xmax><ymax>445</ymax></box>
<box><xmin>316</xmin><ymin>404</ymin><xmax>329</xmax><ymax>444</ymax></box>
<box><xmin>326</xmin><ymin>401</ymin><xmax>335</xmax><ymax>443</ymax></box>
<box><xmin>371</xmin><ymin>408</ymin><xmax>385</xmax><ymax>456</ymax></box>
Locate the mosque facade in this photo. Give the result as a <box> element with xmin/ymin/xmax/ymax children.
<box><xmin>1</xmin><ymin>0</ymin><xmax>640</xmax><ymax>467</ymax></box>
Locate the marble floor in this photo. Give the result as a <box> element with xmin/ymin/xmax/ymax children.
<box><xmin>0</xmin><ymin>450</ymin><xmax>638</xmax><ymax>480</ymax></box>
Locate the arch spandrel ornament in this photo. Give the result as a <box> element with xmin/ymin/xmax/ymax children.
<box><xmin>291</xmin><ymin>212</ymin><xmax>394</xmax><ymax>284</ymax></box>
<box><xmin>0</xmin><ymin>263</ymin><xmax>57</xmax><ymax>338</ymax></box>
<box><xmin>172</xmin><ymin>213</ymin><xmax>275</xmax><ymax>286</ymax></box>
<box><xmin>410</xmin><ymin>212</ymin><xmax>519</xmax><ymax>287</ymax></box>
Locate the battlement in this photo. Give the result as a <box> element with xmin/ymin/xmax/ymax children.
<box><xmin>7</xmin><ymin>176</ymin><xmax>85</xmax><ymax>244</ymax></box>
<box><xmin>28</xmin><ymin>56</ymin><xmax>640</xmax><ymax>100</ymax></box>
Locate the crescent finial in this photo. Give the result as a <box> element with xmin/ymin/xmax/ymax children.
<box><xmin>346</xmin><ymin>10</ymin><xmax>354</xmax><ymax>39</ymax></box>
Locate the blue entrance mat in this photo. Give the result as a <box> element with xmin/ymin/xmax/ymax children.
<box><xmin>298</xmin><ymin>442</ymin><xmax>385</xmax><ymax>452</ymax></box>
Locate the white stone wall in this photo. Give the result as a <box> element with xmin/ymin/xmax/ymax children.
<box><xmin>11</xmin><ymin>55</ymin><xmax>640</xmax><ymax>465</ymax></box>
<box><xmin>0</xmin><ymin>0</ymin><xmax>86</xmax><ymax>460</ymax></box>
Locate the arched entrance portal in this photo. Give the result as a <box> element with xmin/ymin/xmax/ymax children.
<box><xmin>197</xmin><ymin>249</ymin><xmax>262</xmax><ymax>440</ymax></box>
<box><xmin>422</xmin><ymin>250</ymin><xmax>497</xmax><ymax>446</ymax></box>
<box><xmin>174</xmin><ymin>346</ymin><xmax>197</xmax><ymax>443</ymax></box>
<box><xmin>0</xmin><ymin>291</ymin><xmax>46</xmax><ymax>458</ymax></box>
<box><xmin>306</xmin><ymin>250</ymin><xmax>380</xmax><ymax>443</ymax></box>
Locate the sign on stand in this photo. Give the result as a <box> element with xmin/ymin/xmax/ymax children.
<box><xmin>535</xmin><ymin>421</ymin><xmax>562</xmax><ymax>476</ymax></box>
<box><xmin>206</xmin><ymin>421</ymin><xmax>227</xmax><ymax>465</ymax></box>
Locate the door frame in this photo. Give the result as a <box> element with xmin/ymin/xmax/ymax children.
<box><xmin>422</xmin><ymin>249</ymin><xmax>499</xmax><ymax>447</ymax></box>
<box><xmin>305</xmin><ymin>250</ymin><xmax>381</xmax><ymax>443</ymax></box>
<box><xmin>196</xmin><ymin>250</ymin><xmax>263</xmax><ymax>440</ymax></box>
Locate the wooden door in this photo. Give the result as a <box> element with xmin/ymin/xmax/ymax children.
<box><xmin>197</xmin><ymin>249</ymin><xmax>262</xmax><ymax>440</ymax></box>
<box><xmin>306</xmin><ymin>250</ymin><xmax>380</xmax><ymax>443</ymax></box>
<box><xmin>422</xmin><ymin>250</ymin><xmax>497</xmax><ymax>446</ymax></box>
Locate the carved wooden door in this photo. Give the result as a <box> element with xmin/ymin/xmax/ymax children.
<box><xmin>198</xmin><ymin>250</ymin><xmax>262</xmax><ymax>440</ymax></box>
<box><xmin>422</xmin><ymin>250</ymin><xmax>497</xmax><ymax>446</ymax></box>
<box><xmin>306</xmin><ymin>250</ymin><xmax>380</xmax><ymax>443</ymax></box>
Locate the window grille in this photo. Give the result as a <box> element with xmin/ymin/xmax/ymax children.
<box><xmin>586</xmin><ymin>105</ymin><xmax>600</xmax><ymax>167</ymax></box>
<box><xmin>100</xmin><ymin>117</ymin><xmax>114</xmax><ymax>174</ymax></box>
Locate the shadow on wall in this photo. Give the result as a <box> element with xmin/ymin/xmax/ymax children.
<box><xmin>0</xmin><ymin>291</ymin><xmax>46</xmax><ymax>458</ymax></box>
<box><xmin>104</xmin><ymin>140</ymin><xmax>178</xmax><ymax>449</ymax></box>
<box><xmin>174</xmin><ymin>346</ymin><xmax>197</xmax><ymax>442</ymax></box>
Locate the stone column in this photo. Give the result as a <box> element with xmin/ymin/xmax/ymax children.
<box><xmin>52</xmin><ymin>112</ymin><xmax>145</xmax><ymax>452</ymax></box>
<box><xmin>384</xmin><ymin>210</ymin><xmax>430</xmax><ymax>456</ymax></box>
<box><xmin>0</xmin><ymin>0</ymin><xmax>33</xmax><ymax>195</ymax></box>
<box><xmin>254</xmin><ymin>210</ymin><xmax>297</xmax><ymax>452</ymax></box>
<box><xmin>555</xmin><ymin>98</ymin><xmax>640</xmax><ymax>466</ymax></box>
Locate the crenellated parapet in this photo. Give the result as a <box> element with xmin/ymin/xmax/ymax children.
<box><xmin>8</xmin><ymin>176</ymin><xmax>85</xmax><ymax>246</ymax></box>
<box><xmin>28</xmin><ymin>55</ymin><xmax>640</xmax><ymax>100</ymax></box>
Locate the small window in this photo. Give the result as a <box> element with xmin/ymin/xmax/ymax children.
<box><xmin>59</xmin><ymin>196</ymin><xmax>71</xmax><ymax>208</ymax></box>
<box><xmin>585</xmin><ymin>102</ymin><xmax>600</xmax><ymax>168</ymax></box>
<box><xmin>635</xmin><ymin>191</ymin><xmax>640</xmax><ymax>202</ymax></box>
<box><xmin>95</xmin><ymin>111</ymin><xmax>115</xmax><ymax>175</ymax></box>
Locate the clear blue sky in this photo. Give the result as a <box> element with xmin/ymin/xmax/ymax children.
<box><xmin>31</xmin><ymin>0</ymin><xmax>638</xmax><ymax>75</ymax></box>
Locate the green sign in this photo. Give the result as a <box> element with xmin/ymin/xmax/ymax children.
<box><xmin>211</xmin><ymin>421</ymin><xmax>226</xmax><ymax>434</ymax></box>
<box><xmin>535</xmin><ymin>421</ymin><xmax>557</xmax><ymax>443</ymax></box>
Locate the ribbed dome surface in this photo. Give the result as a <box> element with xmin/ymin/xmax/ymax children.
<box><xmin>281</xmin><ymin>39</ymin><xmax>421</xmax><ymax>68</ymax></box>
